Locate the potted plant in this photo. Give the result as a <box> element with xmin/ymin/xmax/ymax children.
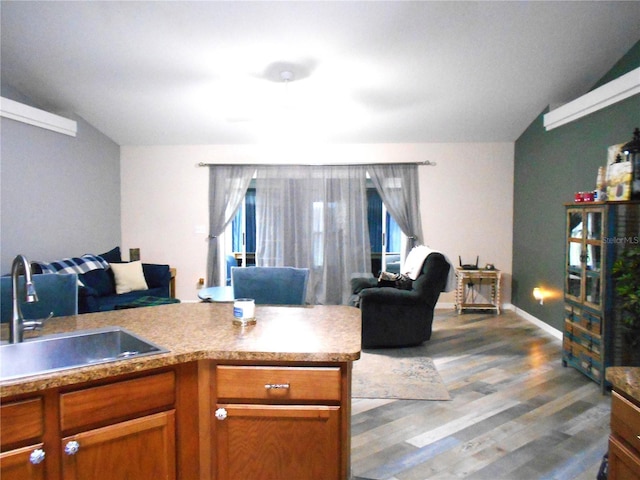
<box><xmin>611</xmin><ymin>245</ymin><xmax>640</xmax><ymax>364</ymax></box>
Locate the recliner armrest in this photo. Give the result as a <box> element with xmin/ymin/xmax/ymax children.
<box><xmin>359</xmin><ymin>286</ymin><xmax>424</xmax><ymax>306</ymax></box>
<box><xmin>350</xmin><ymin>273</ymin><xmax>377</xmax><ymax>294</ymax></box>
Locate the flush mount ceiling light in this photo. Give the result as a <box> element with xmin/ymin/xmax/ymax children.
<box><xmin>280</xmin><ymin>70</ymin><xmax>294</xmax><ymax>83</ymax></box>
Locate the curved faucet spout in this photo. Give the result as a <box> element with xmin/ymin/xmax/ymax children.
<box><xmin>10</xmin><ymin>254</ymin><xmax>39</xmax><ymax>344</ymax></box>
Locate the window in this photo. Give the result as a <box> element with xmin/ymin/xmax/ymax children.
<box><xmin>231</xmin><ymin>186</ymin><xmax>401</xmax><ymax>271</ymax></box>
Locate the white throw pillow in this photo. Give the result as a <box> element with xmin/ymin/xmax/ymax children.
<box><xmin>110</xmin><ymin>261</ymin><xmax>149</xmax><ymax>294</ymax></box>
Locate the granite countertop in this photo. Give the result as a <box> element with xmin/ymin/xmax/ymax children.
<box><xmin>606</xmin><ymin>366</ymin><xmax>640</xmax><ymax>401</ymax></box>
<box><xmin>0</xmin><ymin>303</ymin><xmax>362</xmax><ymax>398</ymax></box>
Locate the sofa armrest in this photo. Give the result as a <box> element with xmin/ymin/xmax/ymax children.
<box><xmin>78</xmin><ymin>284</ymin><xmax>98</xmax><ymax>298</ymax></box>
<box><xmin>78</xmin><ymin>285</ymin><xmax>99</xmax><ymax>314</ymax></box>
<box><xmin>142</xmin><ymin>263</ymin><xmax>171</xmax><ymax>289</ymax></box>
<box><xmin>350</xmin><ymin>273</ymin><xmax>377</xmax><ymax>294</ymax></box>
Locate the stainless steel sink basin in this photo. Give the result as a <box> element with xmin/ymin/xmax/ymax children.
<box><xmin>0</xmin><ymin>326</ymin><xmax>169</xmax><ymax>381</ymax></box>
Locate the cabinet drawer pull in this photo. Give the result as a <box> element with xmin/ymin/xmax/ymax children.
<box><xmin>265</xmin><ymin>383</ymin><xmax>290</xmax><ymax>390</ymax></box>
<box><xmin>64</xmin><ymin>441</ymin><xmax>80</xmax><ymax>455</ymax></box>
<box><xmin>29</xmin><ymin>448</ymin><xmax>45</xmax><ymax>465</ymax></box>
<box><xmin>215</xmin><ymin>408</ymin><xmax>228</xmax><ymax>421</ymax></box>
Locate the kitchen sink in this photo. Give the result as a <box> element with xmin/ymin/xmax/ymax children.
<box><xmin>0</xmin><ymin>326</ymin><xmax>169</xmax><ymax>381</ymax></box>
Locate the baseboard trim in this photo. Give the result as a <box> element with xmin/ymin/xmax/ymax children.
<box><xmin>436</xmin><ymin>302</ymin><xmax>562</xmax><ymax>340</ymax></box>
<box><xmin>509</xmin><ymin>305</ymin><xmax>562</xmax><ymax>340</ymax></box>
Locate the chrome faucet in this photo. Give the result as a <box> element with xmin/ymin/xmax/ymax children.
<box><xmin>10</xmin><ymin>254</ymin><xmax>40</xmax><ymax>344</ymax></box>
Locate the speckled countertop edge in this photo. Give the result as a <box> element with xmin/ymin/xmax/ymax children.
<box><xmin>606</xmin><ymin>366</ymin><xmax>640</xmax><ymax>401</ymax></box>
<box><xmin>1</xmin><ymin>303</ymin><xmax>362</xmax><ymax>398</ymax></box>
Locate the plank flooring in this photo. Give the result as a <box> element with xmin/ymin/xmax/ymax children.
<box><xmin>351</xmin><ymin>309</ymin><xmax>611</xmax><ymax>480</ymax></box>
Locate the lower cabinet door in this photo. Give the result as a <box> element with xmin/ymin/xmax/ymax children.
<box><xmin>61</xmin><ymin>410</ymin><xmax>176</xmax><ymax>480</ymax></box>
<box><xmin>608</xmin><ymin>435</ymin><xmax>640</xmax><ymax>480</ymax></box>
<box><xmin>216</xmin><ymin>404</ymin><xmax>340</xmax><ymax>480</ymax></box>
<box><xmin>0</xmin><ymin>443</ymin><xmax>46</xmax><ymax>480</ymax></box>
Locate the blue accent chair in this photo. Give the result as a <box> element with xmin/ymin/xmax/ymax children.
<box><xmin>231</xmin><ymin>267</ymin><xmax>309</xmax><ymax>305</ymax></box>
<box><xmin>1</xmin><ymin>273</ymin><xmax>78</xmax><ymax>323</ymax></box>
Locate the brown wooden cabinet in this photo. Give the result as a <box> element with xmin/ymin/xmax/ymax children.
<box><xmin>0</xmin><ymin>443</ymin><xmax>46</xmax><ymax>480</ymax></box>
<box><xmin>0</xmin><ymin>397</ymin><xmax>46</xmax><ymax>480</ymax></box>
<box><xmin>608</xmin><ymin>390</ymin><xmax>640</xmax><ymax>480</ymax></box>
<box><xmin>213</xmin><ymin>364</ymin><xmax>351</xmax><ymax>480</ymax></box>
<box><xmin>58</xmin><ymin>371</ymin><xmax>177</xmax><ymax>480</ymax></box>
<box><xmin>0</xmin><ymin>366</ymin><xmax>198</xmax><ymax>480</ymax></box>
<box><xmin>61</xmin><ymin>411</ymin><xmax>176</xmax><ymax>480</ymax></box>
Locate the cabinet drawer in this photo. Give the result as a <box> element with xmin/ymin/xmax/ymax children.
<box><xmin>581</xmin><ymin>311</ymin><xmax>602</xmax><ymax>334</ymax></box>
<box><xmin>60</xmin><ymin>371</ymin><xmax>176</xmax><ymax>432</ymax></box>
<box><xmin>0</xmin><ymin>398</ymin><xmax>43</xmax><ymax>448</ymax></box>
<box><xmin>611</xmin><ymin>391</ymin><xmax>640</xmax><ymax>453</ymax></box>
<box><xmin>216</xmin><ymin>366</ymin><xmax>341</xmax><ymax>402</ymax></box>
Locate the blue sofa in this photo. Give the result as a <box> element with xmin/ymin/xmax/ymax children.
<box><xmin>32</xmin><ymin>247</ymin><xmax>173</xmax><ymax>314</ymax></box>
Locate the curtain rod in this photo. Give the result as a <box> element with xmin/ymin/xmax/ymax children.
<box><xmin>197</xmin><ymin>160</ymin><xmax>436</xmax><ymax>167</ymax></box>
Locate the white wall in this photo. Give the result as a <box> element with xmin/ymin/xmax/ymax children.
<box><xmin>121</xmin><ymin>143</ymin><xmax>514</xmax><ymax>305</ymax></box>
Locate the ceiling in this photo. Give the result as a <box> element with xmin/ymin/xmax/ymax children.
<box><xmin>2</xmin><ymin>1</ymin><xmax>639</xmax><ymax>146</ymax></box>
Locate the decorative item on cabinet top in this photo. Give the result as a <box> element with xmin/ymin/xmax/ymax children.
<box><xmin>606</xmin><ymin>128</ymin><xmax>639</xmax><ymax>202</ymax></box>
<box><xmin>622</xmin><ymin>127</ymin><xmax>640</xmax><ymax>199</ymax></box>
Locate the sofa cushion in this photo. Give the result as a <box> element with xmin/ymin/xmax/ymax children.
<box><xmin>110</xmin><ymin>261</ymin><xmax>149</xmax><ymax>294</ymax></box>
<box><xmin>78</xmin><ymin>268</ymin><xmax>115</xmax><ymax>297</ymax></box>
<box><xmin>99</xmin><ymin>246</ymin><xmax>122</xmax><ymax>263</ymax></box>
<box><xmin>92</xmin><ymin>286</ymin><xmax>170</xmax><ymax>312</ymax></box>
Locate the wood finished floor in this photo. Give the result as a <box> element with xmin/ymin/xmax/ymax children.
<box><xmin>351</xmin><ymin>310</ymin><xmax>611</xmax><ymax>480</ymax></box>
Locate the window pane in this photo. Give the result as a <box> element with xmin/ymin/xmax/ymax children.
<box><xmin>367</xmin><ymin>189</ymin><xmax>383</xmax><ymax>252</ymax></box>
<box><xmin>245</xmin><ymin>189</ymin><xmax>256</xmax><ymax>253</ymax></box>
<box><xmin>231</xmin><ymin>209</ymin><xmax>242</xmax><ymax>252</ymax></box>
<box><xmin>234</xmin><ymin>187</ymin><xmax>399</xmax><ymax>260</ymax></box>
<box><xmin>231</xmin><ymin>189</ymin><xmax>256</xmax><ymax>254</ymax></box>
<box><xmin>386</xmin><ymin>213</ymin><xmax>401</xmax><ymax>253</ymax></box>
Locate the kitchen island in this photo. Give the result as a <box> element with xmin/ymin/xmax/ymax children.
<box><xmin>1</xmin><ymin>303</ymin><xmax>362</xmax><ymax>480</ymax></box>
<box><xmin>606</xmin><ymin>367</ymin><xmax>640</xmax><ymax>480</ymax></box>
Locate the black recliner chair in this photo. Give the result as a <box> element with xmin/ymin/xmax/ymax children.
<box><xmin>350</xmin><ymin>252</ymin><xmax>451</xmax><ymax>348</ymax></box>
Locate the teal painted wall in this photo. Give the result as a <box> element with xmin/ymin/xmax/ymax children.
<box><xmin>513</xmin><ymin>41</ymin><xmax>640</xmax><ymax>330</ymax></box>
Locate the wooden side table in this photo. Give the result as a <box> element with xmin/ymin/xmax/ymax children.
<box><xmin>169</xmin><ymin>268</ymin><xmax>176</xmax><ymax>298</ymax></box>
<box><xmin>455</xmin><ymin>268</ymin><xmax>501</xmax><ymax>314</ymax></box>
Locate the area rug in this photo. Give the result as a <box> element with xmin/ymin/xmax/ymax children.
<box><xmin>352</xmin><ymin>346</ymin><xmax>451</xmax><ymax>400</ymax></box>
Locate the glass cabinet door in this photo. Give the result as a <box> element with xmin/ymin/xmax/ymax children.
<box><xmin>565</xmin><ymin>209</ymin><xmax>584</xmax><ymax>301</ymax></box>
<box><xmin>565</xmin><ymin>207</ymin><xmax>604</xmax><ymax>310</ymax></box>
<box><xmin>586</xmin><ymin>211</ymin><xmax>602</xmax><ymax>240</ymax></box>
<box><xmin>566</xmin><ymin>244</ymin><xmax>582</xmax><ymax>299</ymax></box>
<box><xmin>584</xmin><ymin>209</ymin><xmax>603</xmax><ymax>308</ymax></box>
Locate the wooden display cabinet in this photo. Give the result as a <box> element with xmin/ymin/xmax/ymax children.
<box><xmin>563</xmin><ymin>204</ymin><xmax>607</xmax><ymax>387</ymax></box>
<box><xmin>562</xmin><ymin>201</ymin><xmax>640</xmax><ymax>390</ymax></box>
